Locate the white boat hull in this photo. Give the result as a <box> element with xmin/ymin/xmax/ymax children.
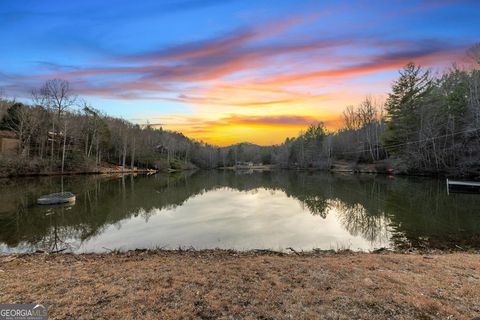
<box><xmin>37</xmin><ymin>192</ymin><xmax>76</xmax><ymax>205</ymax></box>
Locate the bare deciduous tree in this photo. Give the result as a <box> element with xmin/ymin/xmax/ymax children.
<box><xmin>32</xmin><ymin>79</ymin><xmax>76</xmax><ymax>166</ymax></box>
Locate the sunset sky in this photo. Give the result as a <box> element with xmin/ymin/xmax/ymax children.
<box><xmin>1</xmin><ymin>0</ymin><xmax>479</xmax><ymax>145</ymax></box>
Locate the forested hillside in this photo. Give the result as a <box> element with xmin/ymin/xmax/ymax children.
<box><xmin>0</xmin><ymin>80</ymin><xmax>223</xmax><ymax>175</ymax></box>
<box><xmin>256</xmin><ymin>47</ymin><xmax>480</xmax><ymax>177</ymax></box>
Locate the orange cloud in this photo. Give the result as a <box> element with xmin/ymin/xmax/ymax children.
<box><xmin>256</xmin><ymin>47</ymin><xmax>464</xmax><ymax>85</ymax></box>
<box><xmin>154</xmin><ymin>113</ymin><xmax>343</xmax><ymax>146</ymax></box>
<box><xmin>220</xmin><ymin>114</ymin><xmax>340</xmax><ymax>128</ymax></box>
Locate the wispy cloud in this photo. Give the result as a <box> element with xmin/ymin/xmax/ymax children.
<box><xmin>220</xmin><ymin>114</ymin><xmax>338</xmax><ymax>127</ymax></box>
<box><xmin>257</xmin><ymin>42</ymin><xmax>465</xmax><ymax>85</ymax></box>
<box><xmin>20</xmin><ymin>25</ymin><xmax>465</xmax><ymax>104</ymax></box>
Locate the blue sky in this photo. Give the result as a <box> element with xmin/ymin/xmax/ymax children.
<box><xmin>0</xmin><ymin>0</ymin><xmax>479</xmax><ymax>144</ymax></box>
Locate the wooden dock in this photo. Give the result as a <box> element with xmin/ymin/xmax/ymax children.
<box><xmin>446</xmin><ymin>179</ymin><xmax>480</xmax><ymax>194</ymax></box>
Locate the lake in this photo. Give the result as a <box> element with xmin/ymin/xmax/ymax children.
<box><xmin>1</xmin><ymin>170</ymin><xmax>479</xmax><ymax>253</ymax></box>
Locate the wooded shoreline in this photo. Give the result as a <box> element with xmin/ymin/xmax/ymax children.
<box><xmin>1</xmin><ymin>161</ymin><xmax>476</xmax><ymax>179</ymax></box>
<box><xmin>0</xmin><ymin>167</ymin><xmax>158</xmax><ymax>178</ymax></box>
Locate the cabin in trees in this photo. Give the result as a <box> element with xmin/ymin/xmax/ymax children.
<box><xmin>0</xmin><ymin>130</ymin><xmax>20</xmax><ymax>155</ymax></box>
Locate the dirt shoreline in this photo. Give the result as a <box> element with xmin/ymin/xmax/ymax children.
<box><xmin>1</xmin><ymin>163</ymin><xmax>473</xmax><ymax>179</ymax></box>
<box><xmin>1</xmin><ymin>250</ymin><xmax>479</xmax><ymax>319</ymax></box>
<box><xmin>0</xmin><ymin>168</ymin><xmax>158</xmax><ymax>178</ymax></box>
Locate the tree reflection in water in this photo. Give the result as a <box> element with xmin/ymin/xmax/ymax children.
<box><xmin>0</xmin><ymin>171</ymin><xmax>479</xmax><ymax>252</ymax></box>
<box><xmin>36</xmin><ymin>204</ymin><xmax>81</xmax><ymax>253</ymax></box>
<box><xmin>332</xmin><ymin>201</ymin><xmax>390</xmax><ymax>244</ymax></box>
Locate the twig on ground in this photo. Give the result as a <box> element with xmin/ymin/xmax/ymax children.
<box><xmin>49</xmin><ymin>248</ymin><xmax>67</xmax><ymax>254</ymax></box>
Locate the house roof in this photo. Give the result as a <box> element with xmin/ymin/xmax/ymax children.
<box><xmin>0</xmin><ymin>130</ymin><xmax>17</xmax><ymax>138</ymax></box>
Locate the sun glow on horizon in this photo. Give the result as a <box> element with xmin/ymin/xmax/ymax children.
<box><xmin>144</xmin><ymin>95</ymin><xmax>354</xmax><ymax>145</ymax></box>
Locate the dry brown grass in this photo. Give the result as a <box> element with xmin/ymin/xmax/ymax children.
<box><xmin>1</xmin><ymin>251</ymin><xmax>479</xmax><ymax>319</ymax></box>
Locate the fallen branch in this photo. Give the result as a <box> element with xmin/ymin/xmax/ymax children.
<box><xmin>49</xmin><ymin>248</ymin><xmax>68</xmax><ymax>254</ymax></box>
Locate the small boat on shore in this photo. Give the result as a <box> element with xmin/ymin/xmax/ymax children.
<box><xmin>37</xmin><ymin>192</ymin><xmax>76</xmax><ymax>205</ymax></box>
<box><xmin>446</xmin><ymin>179</ymin><xmax>480</xmax><ymax>194</ymax></box>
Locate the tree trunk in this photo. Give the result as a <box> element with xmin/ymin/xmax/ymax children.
<box><xmin>122</xmin><ymin>140</ymin><xmax>127</xmax><ymax>169</ymax></box>
<box><xmin>88</xmin><ymin>128</ymin><xmax>96</xmax><ymax>158</ymax></box>
<box><xmin>130</xmin><ymin>138</ymin><xmax>135</xmax><ymax>169</ymax></box>
<box><xmin>50</xmin><ymin>121</ymin><xmax>55</xmax><ymax>164</ymax></box>
<box><xmin>61</xmin><ymin>122</ymin><xmax>67</xmax><ymax>173</ymax></box>
<box><xmin>85</xmin><ymin>134</ymin><xmax>89</xmax><ymax>156</ymax></box>
<box><xmin>95</xmin><ymin>139</ymin><xmax>99</xmax><ymax>168</ymax></box>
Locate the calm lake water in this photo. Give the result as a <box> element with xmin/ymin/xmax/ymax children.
<box><xmin>1</xmin><ymin>170</ymin><xmax>479</xmax><ymax>253</ymax></box>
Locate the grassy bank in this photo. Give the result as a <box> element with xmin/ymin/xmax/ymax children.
<box><xmin>1</xmin><ymin>250</ymin><xmax>479</xmax><ymax>319</ymax></box>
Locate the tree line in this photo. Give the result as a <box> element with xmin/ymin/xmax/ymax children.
<box><xmin>0</xmin><ymin>79</ymin><xmax>224</xmax><ymax>175</ymax></box>
<box><xmin>0</xmin><ymin>45</ymin><xmax>479</xmax><ymax>177</ymax></box>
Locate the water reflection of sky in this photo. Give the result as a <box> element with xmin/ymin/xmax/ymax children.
<box><xmin>78</xmin><ymin>188</ymin><xmax>391</xmax><ymax>252</ymax></box>
<box><xmin>5</xmin><ymin>171</ymin><xmax>477</xmax><ymax>254</ymax></box>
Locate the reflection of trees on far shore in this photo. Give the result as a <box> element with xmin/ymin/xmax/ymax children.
<box><xmin>300</xmin><ymin>196</ymin><xmax>330</xmax><ymax>218</ymax></box>
<box><xmin>0</xmin><ymin>170</ymin><xmax>479</xmax><ymax>251</ymax></box>
<box><xmin>332</xmin><ymin>200</ymin><xmax>390</xmax><ymax>244</ymax></box>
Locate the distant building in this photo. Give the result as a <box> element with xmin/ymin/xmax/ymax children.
<box><xmin>235</xmin><ymin>161</ymin><xmax>253</xmax><ymax>167</ymax></box>
<box><xmin>0</xmin><ymin>130</ymin><xmax>20</xmax><ymax>155</ymax></box>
